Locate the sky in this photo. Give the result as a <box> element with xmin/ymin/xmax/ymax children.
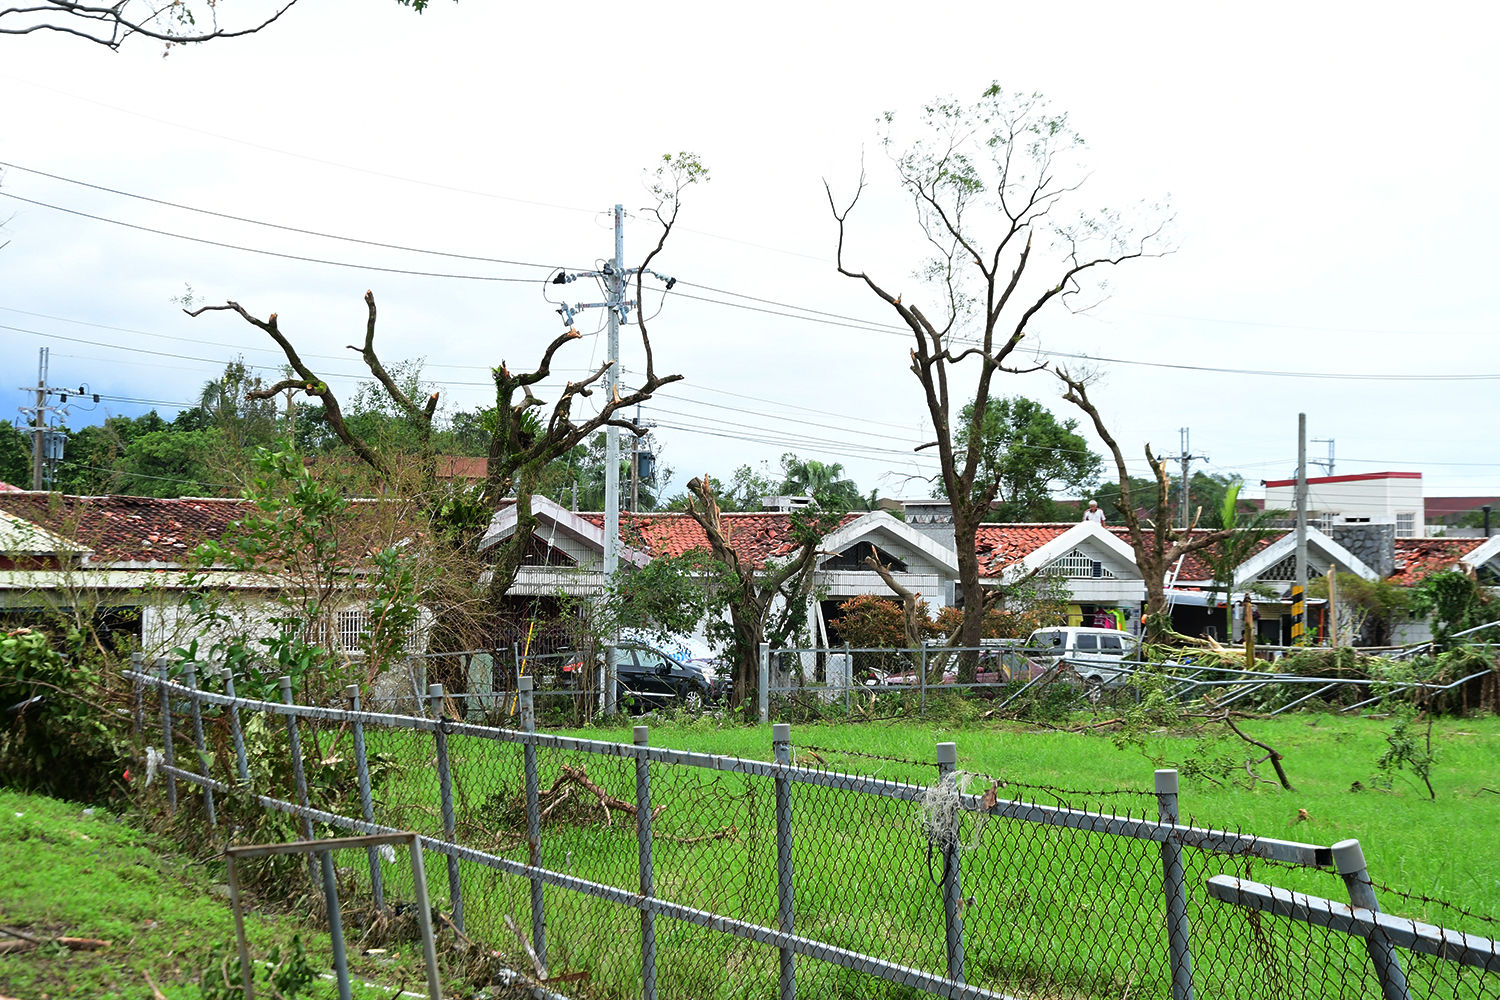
<box><xmin>3</xmin><ymin>1</ymin><xmax>1498</xmax><ymax>505</ymax></box>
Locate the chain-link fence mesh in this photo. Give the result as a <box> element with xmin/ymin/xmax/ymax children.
<box><xmin>131</xmin><ymin>664</ymin><xmax>1500</xmax><ymax>1000</ymax></box>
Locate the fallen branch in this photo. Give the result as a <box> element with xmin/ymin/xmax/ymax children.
<box><xmin>505</xmin><ymin>914</ymin><xmax>548</xmax><ymax>981</ymax></box>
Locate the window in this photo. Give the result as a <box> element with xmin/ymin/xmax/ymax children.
<box><xmin>1395</xmin><ymin>513</ymin><xmax>1416</xmax><ymax>538</ymax></box>
<box><xmin>1075</xmin><ymin>634</ymin><xmax>1098</xmax><ymax>652</ymax></box>
<box><xmin>1047</xmin><ymin>548</ymin><xmax>1117</xmax><ymax>579</ymax></box>
<box><xmin>338</xmin><ymin>608</ymin><xmax>367</xmax><ymax>652</ymax></box>
<box><xmin>1100</xmin><ymin>635</ymin><xmax>1122</xmax><ymax>653</ymax></box>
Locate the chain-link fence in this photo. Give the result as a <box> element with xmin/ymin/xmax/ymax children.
<box><xmin>129</xmin><ymin>657</ymin><xmax>1499</xmax><ymax>1000</ymax></box>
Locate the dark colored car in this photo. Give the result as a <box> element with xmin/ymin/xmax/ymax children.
<box><xmin>563</xmin><ymin>643</ymin><xmax>715</xmax><ymax>713</ymax></box>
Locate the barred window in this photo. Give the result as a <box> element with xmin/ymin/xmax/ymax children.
<box><xmin>1046</xmin><ymin>548</ymin><xmax>1115</xmax><ymax>579</ymax></box>
<box><xmin>1395</xmin><ymin>512</ymin><xmax>1416</xmax><ymax>538</ymax></box>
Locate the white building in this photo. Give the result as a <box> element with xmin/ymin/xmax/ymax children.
<box><xmin>1263</xmin><ymin>471</ymin><xmax>1426</xmax><ymax>538</ymax></box>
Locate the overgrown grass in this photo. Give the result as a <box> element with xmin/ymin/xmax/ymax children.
<box><xmin>348</xmin><ymin>709</ymin><xmax>1500</xmax><ymax>998</ymax></box>
<box><xmin>0</xmin><ymin>790</ymin><xmax>431</xmax><ymax>1000</ymax></box>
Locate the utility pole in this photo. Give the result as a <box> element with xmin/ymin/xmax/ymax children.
<box><xmin>604</xmin><ymin>204</ymin><xmax>624</xmax><ymax>581</ymax></box>
<box><xmin>30</xmin><ymin>347</ymin><xmax>48</xmax><ymax>490</ymax></box>
<box><xmin>1311</xmin><ymin>437</ymin><xmax>1335</xmax><ymax>477</ymax></box>
<box><xmin>1293</xmin><ymin>413</ymin><xmax>1309</xmax><ymax>645</ymax></box>
<box><xmin>1159</xmin><ymin>427</ymin><xmax>1207</xmax><ymax>529</ymax></box>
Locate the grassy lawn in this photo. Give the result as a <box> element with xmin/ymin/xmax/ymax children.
<box><xmin>0</xmin><ymin>790</ymin><xmax>434</xmax><ymax>1000</ymax></box>
<box><xmin>346</xmin><ymin>708</ymin><xmax>1500</xmax><ymax>999</ymax></box>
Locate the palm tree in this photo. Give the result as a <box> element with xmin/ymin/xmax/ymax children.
<box><xmin>1203</xmin><ymin>480</ymin><xmax>1287</xmax><ymax>641</ymax></box>
<box><xmin>779</xmin><ymin>456</ymin><xmax>863</xmax><ymax>510</ymax></box>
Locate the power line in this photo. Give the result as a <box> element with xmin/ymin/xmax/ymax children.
<box><xmin>0</xmin><ymin>192</ymin><xmax>546</xmax><ymax>283</ymax></box>
<box><xmin>0</xmin><ymin>160</ymin><xmax>577</xmax><ymax>273</ymax></box>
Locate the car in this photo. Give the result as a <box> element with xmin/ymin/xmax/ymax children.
<box><xmin>562</xmin><ymin>641</ymin><xmax>716</xmax><ymax>713</ymax></box>
<box><xmin>1024</xmin><ymin>626</ymin><xmax>1140</xmax><ymax>693</ymax></box>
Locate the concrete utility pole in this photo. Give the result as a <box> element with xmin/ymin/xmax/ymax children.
<box><xmin>30</xmin><ymin>347</ymin><xmax>48</xmax><ymax>490</ymax></box>
<box><xmin>604</xmin><ymin>204</ymin><xmax>623</xmax><ymax>582</ymax></box>
<box><xmin>1160</xmin><ymin>427</ymin><xmax>1207</xmax><ymax>529</ymax></box>
<box><xmin>1294</xmin><ymin>413</ymin><xmax>1309</xmax><ymax>645</ymax></box>
<box><xmin>1311</xmin><ymin>437</ymin><xmax>1335</xmax><ymax>477</ymax></box>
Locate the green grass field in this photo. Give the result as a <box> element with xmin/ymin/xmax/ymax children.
<box><xmin>335</xmin><ymin>709</ymin><xmax>1500</xmax><ymax>999</ymax></box>
<box><xmin>0</xmin><ymin>790</ymin><xmax>434</xmax><ymax>1000</ymax></box>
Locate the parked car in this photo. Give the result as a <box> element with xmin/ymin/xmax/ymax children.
<box><xmin>1024</xmin><ymin>626</ymin><xmax>1139</xmax><ymax>692</ymax></box>
<box><xmin>562</xmin><ymin>641</ymin><xmax>716</xmax><ymax>713</ymax></box>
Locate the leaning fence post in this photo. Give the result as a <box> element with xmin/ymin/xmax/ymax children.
<box><xmin>1155</xmin><ymin>769</ymin><xmax>1194</xmax><ymax>1000</ymax></box>
<box><xmin>344</xmin><ymin>685</ymin><xmax>386</xmax><ymax>913</ymax></box>
<box><xmin>318</xmin><ymin>848</ymin><xmax>354</xmax><ymax>1000</ymax></box>
<box><xmin>518</xmin><ymin>676</ymin><xmax>546</xmax><ymax>969</ymax></box>
<box><xmin>1333</xmin><ymin>839</ymin><xmax>1410</xmax><ymax>1000</ymax></box>
<box><xmin>221</xmin><ymin>667</ymin><xmax>251</xmax><ymax>786</ymax></box>
<box><xmin>634</xmin><ymin>725</ymin><xmax>658</xmax><ymax>1000</ymax></box>
<box><xmin>759</xmin><ymin>643</ymin><xmax>771</xmax><ymax>724</ymax></box>
<box><xmin>844</xmin><ymin>642</ymin><xmax>851</xmax><ymax>716</ymax></box>
<box><xmin>936</xmin><ymin>741</ymin><xmax>965</xmax><ymax>984</ymax></box>
<box><xmin>184</xmin><ymin>664</ymin><xmax>217</xmax><ymax>829</ymax></box>
<box><xmin>773</xmin><ymin>723</ymin><xmax>796</xmax><ymax>1000</ymax></box>
<box><xmin>277</xmin><ymin>676</ymin><xmax>316</xmax><ymax>843</ymax></box>
<box><xmin>428</xmin><ymin>684</ymin><xmax>464</xmax><ymax>934</ymax></box>
<box><xmin>158</xmin><ymin>660</ymin><xmax>178</xmax><ymax>814</ymax></box>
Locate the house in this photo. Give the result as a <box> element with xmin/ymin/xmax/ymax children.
<box><xmin>0</xmin><ymin>491</ymin><xmax>426</xmax><ymax>658</ymax></box>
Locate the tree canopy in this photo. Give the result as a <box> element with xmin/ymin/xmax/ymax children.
<box><xmin>950</xmin><ymin>395</ymin><xmax>1100</xmax><ymax>521</ymax></box>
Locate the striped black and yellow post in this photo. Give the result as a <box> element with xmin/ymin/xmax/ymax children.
<box><xmin>1290</xmin><ymin>584</ymin><xmax>1305</xmax><ymax>645</ymax></box>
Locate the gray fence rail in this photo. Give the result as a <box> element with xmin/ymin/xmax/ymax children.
<box><xmin>128</xmin><ymin>664</ymin><xmax>1499</xmax><ymax>1000</ymax></box>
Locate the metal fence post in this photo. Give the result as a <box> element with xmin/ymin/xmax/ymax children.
<box><xmin>634</xmin><ymin>725</ymin><xmax>657</xmax><ymax>1000</ymax></box>
<box><xmin>428</xmin><ymin>683</ymin><xmax>464</xmax><ymax>934</ymax></box>
<box><xmin>773</xmin><ymin>723</ymin><xmax>796</xmax><ymax>1000</ymax></box>
<box><xmin>936</xmin><ymin>741</ymin><xmax>965</xmax><ymax>984</ymax></box>
<box><xmin>759</xmin><ymin>643</ymin><xmax>771</xmax><ymax>724</ymax></box>
<box><xmin>184</xmin><ymin>664</ymin><xmax>217</xmax><ymax>829</ymax></box>
<box><xmin>920</xmin><ymin>641</ymin><xmax>928</xmax><ymax>716</ymax></box>
<box><xmin>519</xmin><ymin>676</ymin><xmax>546</xmax><ymax>969</ymax></box>
<box><xmin>844</xmin><ymin>642</ymin><xmax>851</xmax><ymax>716</ymax></box>
<box><xmin>344</xmin><ymin>685</ymin><xmax>385</xmax><ymax>913</ymax></box>
<box><xmin>604</xmin><ymin>643</ymin><xmax>618</xmax><ymax>717</ymax></box>
<box><xmin>318</xmin><ymin>848</ymin><xmax>354</xmax><ymax>1000</ymax></box>
<box><xmin>1155</xmin><ymin>769</ymin><xmax>1194</xmax><ymax>1000</ymax></box>
<box><xmin>1333</xmin><ymin>839</ymin><xmax>1410</xmax><ymax>1000</ymax></box>
<box><xmin>222</xmin><ymin>667</ymin><xmax>251</xmax><ymax>786</ymax></box>
<box><xmin>277</xmin><ymin>676</ymin><xmax>316</xmax><ymax>842</ymax></box>
<box><xmin>130</xmin><ymin>650</ymin><xmax>143</xmax><ymax>747</ymax></box>
<box><xmin>407</xmin><ymin>837</ymin><xmax>445</xmax><ymax>1000</ymax></box>
<box><xmin>158</xmin><ymin>660</ymin><xmax>178</xmax><ymax>814</ymax></box>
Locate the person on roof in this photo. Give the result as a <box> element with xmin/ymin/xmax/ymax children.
<box><xmin>1083</xmin><ymin>500</ymin><xmax>1107</xmax><ymax>525</ymax></box>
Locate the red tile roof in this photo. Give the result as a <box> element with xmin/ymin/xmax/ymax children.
<box><xmin>577</xmin><ymin>511</ymin><xmax>858</xmax><ymax>567</ymax></box>
<box><xmin>0</xmin><ymin>493</ymin><xmax>252</xmax><ymax>563</ymax></box>
<box><xmin>1388</xmin><ymin>538</ymin><xmax>1489</xmax><ymax>586</ymax></box>
<box><xmin>973</xmin><ymin>524</ymin><xmax>1074</xmax><ymax>577</ymax></box>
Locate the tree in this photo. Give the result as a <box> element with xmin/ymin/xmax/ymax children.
<box><xmin>1057</xmin><ymin>370</ymin><xmax>1233</xmax><ymax>633</ymax></box>
<box><xmin>0</xmin><ymin>420</ymin><xmax>29</xmax><ymax>487</ymax></box>
<box><xmin>680</xmin><ymin>474</ymin><xmax>834</xmax><ymax>712</ymax></box>
<box><xmin>951</xmin><ymin>395</ymin><xmax>1100</xmax><ymax>521</ymax></box>
<box><xmin>1</xmin><ymin>0</ymin><xmax>434</xmax><ymax>51</ymax></box>
<box><xmin>778</xmin><ymin>454</ymin><xmax>865</xmax><ymax>510</ymax></box>
<box><xmin>186</xmin><ymin>153</ymin><xmax>704</xmax><ymax>617</ymax></box>
<box><xmin>827</xmin><ymin>84</ymin><xmax>1165</xmax><ymax>679</ymax></box>
<box><xmin>1200</xmin><ymin>480</ymin><xmax>1287</xmax><ymax>640</ymax></box>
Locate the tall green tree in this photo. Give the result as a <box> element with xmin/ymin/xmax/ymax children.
<box><xmin>828</xmin><ymin>83</ymin><xmax>1166</xmax><ymax>680</ymax></box>
<box><xmin>0</xmin><ymin>420</ymin><xmax>29</xmax><ymax>487</ymax></box>
<box><xmin>951</xmin><ymin>396</ymin><xmax>1100</xmax><ymax>521</ymax></box>
<box><xmin>777</xmin><ymin>454</ymin><xmax>866</xmax><ymax>510</ymax></box>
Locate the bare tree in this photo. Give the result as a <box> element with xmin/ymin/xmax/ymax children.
<box><xmin>681</xmin><ymin>475</ymin><xmax>829</xmax><ymax>712</ymax></box>
<box><xmin>1057</xmin><ymin>368</ymin><xmax>1232</xmax><ymax>634</ymax></box>
<box><xmin>187</xmin><ymin>154</ymin><xmax>703</xmax><ymax>612</ymax></box>
<box><xmin>827</xmin><ymin>83</ymin><xmax>1166</xmax><ymax>679</ymax></box>
<box><xmin>0</xmin><ymin>0</ymin><xmax>430</xmax><ymax>51</ymax></box>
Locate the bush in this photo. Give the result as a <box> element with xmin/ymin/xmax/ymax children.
<box><xmin>0</xmin><ymin>628</ymin><xmax>128</xmax><ymax>802</ymax></box>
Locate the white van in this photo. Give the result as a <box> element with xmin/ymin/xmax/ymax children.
<box><xmin>1025</xmin><ymin>627</ymin><xmax>1140</xmax><ymax>691</ymax></box>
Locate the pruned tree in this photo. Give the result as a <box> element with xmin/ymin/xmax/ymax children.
<box><xmin>681</xmin><ymin>474</ymin><xmax>831</xmax><ymax>712</ymax></box>
<box><xmin>827</xmin><ymin>83</ymin><xmax>1166</xmax><ymax>679</ymax></box>
<box><xmin>1057</xmin><ymin>368</ymin><xmax>1233</xmax><ymax>634</ymax></box>
<box><xmin>187</xmin><ymin>154</ymin><xmax>703</xmax><ymax>616</ymax></box>
<box><xmin>1</xmin><ymin>0</ymin><xmax>432</xmax><ymax>51</ymax></box>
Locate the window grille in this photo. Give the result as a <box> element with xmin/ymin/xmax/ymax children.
<box><xmin>1395</xmin><ymin>513</ymin><xmax>1416</xmax><ymax>538</ymax></box>
<box><xmin>1047</xmin><ymin>548</ymin><xmax>1115</xmax><ymax>579</ymax></box>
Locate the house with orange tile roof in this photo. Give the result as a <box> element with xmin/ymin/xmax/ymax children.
<box><xmin>0</xmin><ymin>491</ymin><xmax>429</xmax><ymax>658</ymax></box>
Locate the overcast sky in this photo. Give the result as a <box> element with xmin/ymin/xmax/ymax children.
<box><xmin>3</xmin><ymin>1</ymin><xmax>1497</xmax><ymax>504</ymax></box>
